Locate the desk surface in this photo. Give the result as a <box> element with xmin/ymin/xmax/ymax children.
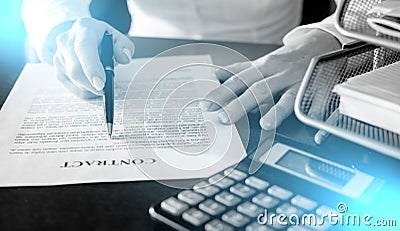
<box><xmin>0</xmin><ymin>37</ymin><xmax>399</xmax><ymax>231</ymax></box>
<box><xmin>0</xmin><ymin>38</ymin><xmax>278</xmax><ymax>231</ymax></box>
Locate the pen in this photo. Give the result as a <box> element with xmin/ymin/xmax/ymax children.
<box><xmin>314</xmin><ymin>109</ymin><xmax>340</xmax><ymax>145</ymax></box>
<box><xmin>100</xmin><ymin>32</ymin><xmax>114</xmax><ymax>138</ymax></box>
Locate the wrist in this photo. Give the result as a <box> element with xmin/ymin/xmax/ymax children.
<box><xmin>308</xmin><ymin>29</ymin><xmax>342</xmax><ymax>51</ymax></box>
<box><xmin>283</xmin><ymin>28</ymin><xmax>342</xmax><ymax>59</ymax></box>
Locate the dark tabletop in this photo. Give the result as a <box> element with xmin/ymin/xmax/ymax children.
<box><xmin>0</xmin><ymin>37</ymin><xmax>399</xmax><ymax>231</ymax></box>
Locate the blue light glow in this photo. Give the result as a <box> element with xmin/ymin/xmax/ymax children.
<box><xmin>0</xmin><ymin>1</ymin><xmax>26</xmax><ymax>42</ymax></box>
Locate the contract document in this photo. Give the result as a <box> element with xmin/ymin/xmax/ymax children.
<box><xmin>0</xmin><ymin>55</ymin><xmax>246</xmax><ymax>186</ymax></box>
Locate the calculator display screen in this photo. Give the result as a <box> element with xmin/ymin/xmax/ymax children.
<box><xmin>276</xmin><ymin>150</ymin><xmax>355</xmax><ymax>189</ymax></box>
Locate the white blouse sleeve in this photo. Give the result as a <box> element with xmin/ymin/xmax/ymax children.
<box><xmin>21</xmin><ymin>0</ymin><xmax>91</xmax><ymax>62</ymax></box>
<box><xmin>283</xmin><ymin>0</ymin><xmax>354</xmax><ymax>47</ymax></box>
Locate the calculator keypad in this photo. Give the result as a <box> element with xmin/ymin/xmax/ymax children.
<box><xmin>291</xmin><ymin>195</ymin><xmax>318</xmax><ymax>211</ymax></box>
<box><xmin>245</xmin><ymin>176</ymin><xmax>270</xmax><ymax>190</ymax></box>
<box><xmin>160</xmin><ymin>197</ymin><xmax>189</xmax><ymax>216</ymax></box>
<box><xmin>205</xmin><ymin>219</ymin><xmax>233</xmax><ymax>231</ymax></box>
<box><xmin>215</xmin><ymin>191</ymin><xmax>241</xmax><ymax>207</ymax></box>
<box><xmin>267</xmin><ymin>185</ymin><xmax>293</xmax><ymax>200</ymax></box>
<box><xmin>194</xmin><ymin>181</ymin><xmax>220</xmax><ymax>197</ymax></box>
<box><xmin>209</xmin><ymin>174</ymin><xmax>235</xmax><ymax>189</ymax></box>
<box><xmin>237</xmin><ymin>201</ymin><xmax>263</xmax><ymax>218</ymax></box>
<box><xmin>157</xmin><ymin>166</ymin><xmax>335</xmax><ymax>231</ymax></box>
<box><xmin>199</xmin><ymin>199</ymin><xmax>226</xmax><ymax>216</ymax></box>
<box><xmin>276</xmin><ymin>203</ymin><xmax>304</xmax><ymax>216</ymax></box>
<box><xmin>224</xmin><ymin>168</ymin><xmax>247</xmax><ymax>181</ymax></box>
<box><xmin>182</xmin><ymin>208</ymin><xmax>210</xmax><ymax>226</ymax></box>
<box><xmin>222</xmin><ymin>210</ymin><xmax>250</xmax><ymax>228</ymax></box>
<box><xmin>252</xmin><ymin>193</ymin><xmax>280</xmax><ymax>208</ymax></box>
<box><xmin>178</xmin><ymin>190</ymin><xmax>205</xmax><ymax>205</ymax></box>
<box><xmin>230</xmin><ymin>183</ymin><xmax>256</xmax><ymax>198</ymax></box>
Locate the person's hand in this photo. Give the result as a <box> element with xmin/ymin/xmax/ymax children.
<box><xmin>52</xmin><ymin>17</ymin><xmax>135</xmax><ymax>98</ymax></box>
<box><xmin>202</xmin><ymin>29</ymin><xmax>341</xmax><ymax>130</ymax></box>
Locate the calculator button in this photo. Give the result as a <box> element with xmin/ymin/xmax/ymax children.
<box><xmin>267</xmin><ymin>185</ymin><xmax>293</xmax><ymax>200</ymax></box>
<box><xmin>199</xmin><ymin>199</ymin><xmax>226</xmax><ymax>216</ymax></box>
<box><xmin>276</xmin><ymin>203</ymin><xmax>304</xmax><ymax>216</ymax></box>
<box><xmin>291</xmin><ymin>195</ymin><xmax>318</xmax><ymax>211</ymax></box>
<box><xmin>252</xmin><ymin>193</ymin><xmax>280</xmax><ymax>209</ymax></box>
<box><xmin>177</xmin><ymin>190</ymin><xmax>205</xmax><ymax>205</ymax></box>
<box><xmin>316</xmin><ymin>205</ymin><xmax>336</xmax><ymax>217</ymax></box>
<box><xmin>209</xmin><ymin>174</ymin><xmax>235</xmax><ymax>189</ymax></box>
<box><xmin>182</xmin><ymin>208</ymin><xmax>210</xmax><ymax>226</ymax></box>
<box><xmin>230</xmin><ymin>183</ymin><xmax>256</xmax><ymax>198</ymax></box>
<box><xmin>160</xmin><ymin>197</ymin><xmax>189</xmax><ymax>216</ymax></box>
<box><xmin>246</xmin><ymin>221</ymin><xmax>275</xmax><ymax>231</ymax></box>
<box><xmin>237</xmin><ymin>201</ymin><xmax>263</xmax><ymax>218</ymax></box>
<box><xmin>245</xmin><ymin>176</ymin><xmax>270</xmax><ymax>190</ymax></box>
<box><xmin>208</xmin><ymin>174</ymin><xmax>224</xmax><ymax>184</ymax></box>
<box><xmin>214</xmin><ymin>178</ymin><xmax>235</xmax><ymax>189</ymax></box>
<box><xmin>215</xmin><ymin>191</ymin><xmax>241</xmax><ymax>207</ymax></box>
<box><xmin>194</xmin><ymin>181</ymin><xmax>220</xmax><ymax>197</ymax></box>
<box><xmin>224</xmin><ymin>168</ymin><xmax>247</xmax><ymax>181</ymax></box>
<box><xmin>205</xmin><ymin>219</ymin><xmax>234</xmax><ymax>231</ymax></box>
<box><xmin>222</xmin><ymin>210</ymin><xmax>251</xmax><ymax>228</ymax></box>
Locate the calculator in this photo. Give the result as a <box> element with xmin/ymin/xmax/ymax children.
<box><xmin>149</xmin><ymin>142</ymin><xmax>385</xmax><ymax>231</ymax></box>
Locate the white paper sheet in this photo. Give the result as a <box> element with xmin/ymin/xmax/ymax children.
<box><xmin>0</xmin><ymin>55</ymin><xmax>246</xmax><ymax>186</ymax></box>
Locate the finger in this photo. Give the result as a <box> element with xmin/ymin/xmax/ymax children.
<box><xmin>56</xmin><ymin>32</ymin><xmax>97</xmax><ymax>93</ymax></box>
<box><xmin>260</xmin><ymin>85</ymin><xmax>299</xmax><ymax>130</ymax></box>
<box><xmin>250</xmin><ymin>102</ymin><xmax>274</xmax><ymax>115</ymax></box>
<box><xmin>218</xmin><ymin>77</ymin><xmax>276</xmax><ymax>124</ymax></box>
<box><xmin>113</xmin><ymin>32</ymin><xmax>135</xmax><ymax>64</ymax></box>
<box><xmin>53</xmin><ymin>55</ymin><xmax>97</xmax><ymax>99</ymax></box>
<box><xmin>59</xmin><ymin>37</ymin><xmax>103</xmax><ymax>96</ymax></box>
<box><xmin>203</xmin><ymin>64</ymin><xmax>266</xmax><ymax>111</ymax></box>
<box><xmin>200</xmin><ymin>81</ymin><xmax>238</xmax><ymax>111</ymax></box>
<box><xmin>73</xmin><ymin>22</ymin><xmax>106</xmax><ymax>91</ymax></box>
<box><xmin>215</xmin><ymin>61</ymin><xmax>252</xmax><ymax>82</ymax></box>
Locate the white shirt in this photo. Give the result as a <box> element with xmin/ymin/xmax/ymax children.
<box><xmin>21</xmin><ymin>0</ymin><xmax>351</xmax><ymax>62</ymax></box>
<box><xmin>127</xmin><ymin>0</ymin><xmax>302</xmax><ymax>44</ymax></box>
<box><xmin>22</xmin><ymin>0</ymin><xmax>302</xmax><ymax>61</ymax></box>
